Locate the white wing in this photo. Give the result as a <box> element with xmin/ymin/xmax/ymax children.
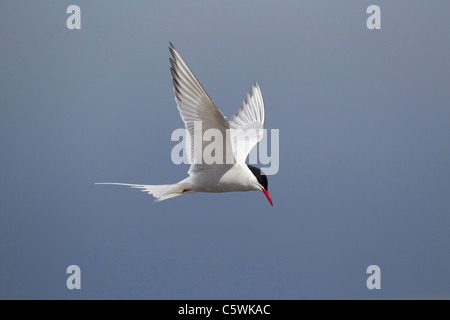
<box><xmin>229</xmin><ymin>82</ymin><xmax>265</xmax><ymax>164</ymax></box>
<box><xmin>169</xmin><ymin>43</ymin><xmax>235</xmax><ymax>170</ymax></box>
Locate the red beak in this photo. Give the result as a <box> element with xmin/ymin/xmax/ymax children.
<box><xmin>261</xmin><ymin>187</ymin><xmax>273</xmax><ymax>207</ymax></box>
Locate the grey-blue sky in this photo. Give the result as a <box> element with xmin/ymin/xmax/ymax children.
<box><xmin>1</xmin><ymin>1</ymin><xmax>449</xmax><ymax>299</ymax></box>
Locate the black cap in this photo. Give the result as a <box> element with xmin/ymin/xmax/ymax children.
<box><xmin>247</xmin><ymin>165</ymin><xmax>268</xmax><ymax>191</ymax></box>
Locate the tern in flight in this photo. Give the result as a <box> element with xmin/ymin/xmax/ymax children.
<box><xmin>97</xmin><ymin>43</ymin><xmax>273</xmax><ymax>206</ymax></box>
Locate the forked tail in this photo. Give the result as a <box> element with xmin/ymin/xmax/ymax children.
<box><xmin>95</xmin><ymin>182</ymin><xmax>189</xmax><ymax>202</ymax></box>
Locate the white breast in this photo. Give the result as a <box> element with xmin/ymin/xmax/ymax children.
<box><xmin>180</xmin><ymin>164</ymin><xmax>260</xmax><ymax>193</ymax></box>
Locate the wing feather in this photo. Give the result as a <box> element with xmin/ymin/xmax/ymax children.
<box><xmin>169</xmin><ymin>43</ymin><xmax>235</xmax><ymax>168</ymax></box>
<box><xmin>229</xmin><ymin>82</ymin><xmax>265</xmax><ymax>164</ymax></box>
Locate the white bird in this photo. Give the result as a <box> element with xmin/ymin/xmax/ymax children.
<box><xmin>96</xmin><ymin>43</ymin><xmax>273</xmax><ymax>206</ymax></box>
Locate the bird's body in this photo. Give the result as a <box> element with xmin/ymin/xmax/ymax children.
<box><xmin>180</xmin><ymin>164</ymin><xmax>262</xmax><ymax>193</ymax></box>
<box><xmin>97</xmin><ymin>43</ymin><xmax>273</xmax><ymax>206</ymax></box>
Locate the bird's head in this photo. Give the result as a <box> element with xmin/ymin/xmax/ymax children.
<box><xmin>247</xmin><ymin>165</ymin><xmax>273</xmax><ymax>207</ymax></box>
